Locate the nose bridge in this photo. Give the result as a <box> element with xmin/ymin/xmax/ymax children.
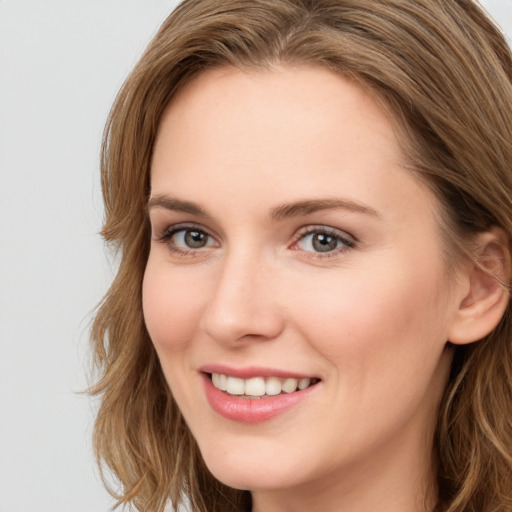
<box><xmin>200</xmin><ymin>246</ymin><xmax>283</xmax><ymax>344</ymax></box>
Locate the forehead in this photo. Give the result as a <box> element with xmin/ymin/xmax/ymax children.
<box><xmin>150</xmin><ymin>65</ymin><xmax>437</xmax><ymax>229</ymax></box>
<box><xmin>153</xmin><ymin>65</ymin><xmax>403</xmax><ymax>178</ymax></box>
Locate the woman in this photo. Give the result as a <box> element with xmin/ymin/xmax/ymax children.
<box><xmin>90</xmin><ymin>1</ymin><xmax>512</xmax><ymax>511</ymax></box>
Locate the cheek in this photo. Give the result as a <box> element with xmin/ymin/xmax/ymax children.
<box><xmin>286</xmin><ymin>262</ymin><xmax>454</xmax><ymax>450</ymax></box>
<box><xmin>290</xmin><ymin>258</ymin><xmax>451</xmax><ymax>383</ymax></box>
<box><xmin>142</xmin><ymin>258</ymin><xmax>224</xmax><ymax>430</ymax></box>
<box><xmin>142</xmin><ymin>260</ymin><xmax>205</xmax><ymax>353</ymax></box>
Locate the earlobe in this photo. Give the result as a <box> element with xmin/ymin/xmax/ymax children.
<box><xmin>448</xmin><ymin>227</ymin><xmax>511</xmax><ymax>345</ymax></box>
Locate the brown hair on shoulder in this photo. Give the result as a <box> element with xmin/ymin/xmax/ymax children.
<box><xmin>90</xmin><ymin>1</ymin><xmax>512</xmax><ymax>511</ymax></box>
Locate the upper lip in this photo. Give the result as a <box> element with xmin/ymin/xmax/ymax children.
<box><xmin>199</xmin><ymin>364</ymin><xmax>319</xmax><ymax>380</ymax></box>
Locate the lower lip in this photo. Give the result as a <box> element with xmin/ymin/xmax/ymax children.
<box><xmin>202</xmin><ymin>374</ymin><xmax>317</xmax><ymax>424</ymax></box>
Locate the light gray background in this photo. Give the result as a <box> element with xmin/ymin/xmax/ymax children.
<box><xmin>0</xmin><ymin>1</ymin><xmax>511</xmax><ymax>511</ymax></box>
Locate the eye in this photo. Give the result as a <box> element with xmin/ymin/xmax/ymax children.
<box><xmin>174</xmin><ymin>229</ymin><xmax>211</xmax><ymax>249</ymax></box>
<box><xmin>156</xmin><ymin>224</ymin><xmax>218</xmax><ymax>254</ymax></box>
<box><xmin>293</xmin><ymin>227</ymin><xmax>355</xmax><ymax>255</ymax></box>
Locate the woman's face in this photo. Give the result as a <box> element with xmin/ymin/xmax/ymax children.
<box><xmin>144</xmin><ymin>66</ymin><xmax>465</xmax><ymax>508</ymax></box>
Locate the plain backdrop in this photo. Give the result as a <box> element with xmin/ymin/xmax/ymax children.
<box><xmin>0</xmin><ymin>1</ymin><xmax>511</xmax><ymax>511</ymax></box>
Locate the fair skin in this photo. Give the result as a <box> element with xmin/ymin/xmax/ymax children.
<box><xmin>142</xmin><ymin>66</ymin><xmax>503</xmax><ymax>512</ymax></box>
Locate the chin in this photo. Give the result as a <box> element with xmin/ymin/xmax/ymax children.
<box><xmin>207</xmin><ymin>465</ymin><xmax>297</xmax><ymax>492</ymax></box>
<box><xmin>200</xmin><ymin>443</ymin><xmax>307</xmax><ymax>491</ymax></box>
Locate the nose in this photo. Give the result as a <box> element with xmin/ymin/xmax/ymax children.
<box><xmin>199</xmin><ymin>250</ymin><xmax>285</xmax><ymax>346</ymax></box>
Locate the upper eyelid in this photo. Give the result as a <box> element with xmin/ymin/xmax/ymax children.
<box><xmin>293</xmin><ymin>224</ymin><xmax>356</xmax><ymax>242</ymax></box>
<box><xmin>148</xmin><ymin>210</ymin><xmax>223</xmax><ymax>238</ymax></box>
<box><xmin>154</xmin><ymin>222</ymin><xmax>216</xmax><ymax>240</ymax></box>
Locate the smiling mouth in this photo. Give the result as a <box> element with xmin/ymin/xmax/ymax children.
<box><xmin>208</xmin><ymin>373</ymin><xmax>320</xmax><ymax>399</ymax></box>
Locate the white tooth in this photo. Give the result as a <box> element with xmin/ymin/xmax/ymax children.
<box><xmin>282</xmin><ymin>378</ymin><xmax>298</xmax><ymax>393</ymax></box>
<box><xmin>245</xmin><ymin>377</ymin><xmax>266</xmax><ymax>396</ymax></box>
<box><xmin>298</xmin><ymin>378</ymin><xmax>311</xmax><ymax>390</ymax></box>
<box><xmin>265</xmin><ymin>376</ymin><xmax>282</xmax><ymax>396</ymax></box>
<box><xmin>226</xmin><ymin>376</ymin><xmax>245</xmax><ymax>395</ymax></box>
<box><xmin>212</xmin><ymin>373</ymin><xmax>220</xmax><ymax>388</ymax></box>
<box><xmin>217</xmin><ymin>373</ymin><xmax>228</xmax><ymax>391</ymax></box>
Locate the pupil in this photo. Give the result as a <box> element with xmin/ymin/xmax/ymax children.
<box><xmin>185</xmin><ymin>230</ymin><xmax>206</xmax><ymax>248</ymax></box>
<box><xmin>312</xmin><ymin>233</ymin><xmax>337</xmax><ymax>252</ymax></box>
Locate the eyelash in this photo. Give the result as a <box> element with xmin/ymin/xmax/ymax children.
<box><xmin>155</xmin><ymin>223</ymin><xmax>356</xmax><ymax>258</ymax></box>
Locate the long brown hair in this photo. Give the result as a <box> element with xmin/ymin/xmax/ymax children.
<box><xmin>90</xmin><ymin>1</ymin><xmax>512</xmax><ymax>510</ymax></box>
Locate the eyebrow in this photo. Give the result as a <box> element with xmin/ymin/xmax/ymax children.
<box><xmin>270</xmin><ymin>198</ymin><xmax>380</xmax><ymax>221</ymax></box>
<box><xmin>147</xmin><ymin>195</ymin><xmax>212</xmax><ymax>218</ymax></box>
<box><xmin>147</xmin><ymin>195</ymin><xmax>380</xmax><ymax>220</ymax></box>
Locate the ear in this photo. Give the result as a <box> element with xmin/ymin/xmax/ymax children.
<box><xmin>448</xmin><ymin>227</ymin><xmax>511</xmax><ymax>345</ymax></box>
